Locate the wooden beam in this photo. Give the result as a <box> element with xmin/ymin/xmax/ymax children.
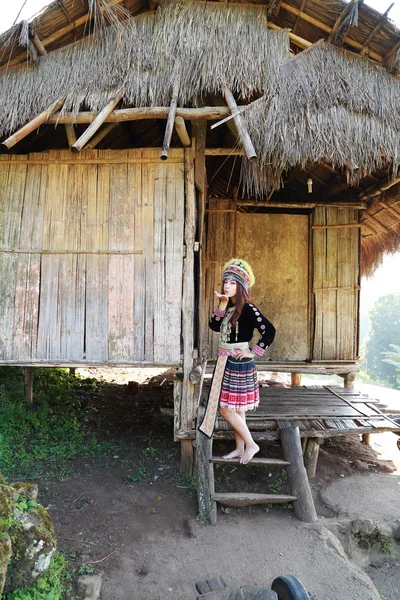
<box><xmin>85</xmin><ymin>122</ymin><xmax>118</xmax><ymax>149</ymax></box>
<box><xmin>65</xmin><ymin>123</ymin><xmax>76</xmax><ymax>147</ymax></box>
<box><xmin>48</xmin><ymin>106</ymin><xmax>231</xmax><ymax>124</ymax></box>
<box><xmin>279</xmin><ymin>2</ymin><xmax>384</xmax><ymax>62</ymax></box>
<box><xmin>292</xmin><ymin>0</ymin><xmax>308</xmax><ymax>34</ymax></box>
<box><xmin>360</xmin><ymin>3</ymin><xmax>394</xmax><ymax>54</ymax></box>
<box><xmin>312</xmin><ymin>223</ymin><xmax>362</xmax><ymax>230</ymax></box>
<box><xmin>205</xmin><ymin>148</ymin><xmax>244</xmax><ymax>156</ymax></box>
<box><xmin>268</xmin><ymin>21</ymin><xmax>312</xmax><ymax>50</ymax></box>
<box><xmin>328</xmin><ymin>0</ymin><xmax>361</xmax><ymax>45</ymax></box>
<box><xmin>174</xmin><ymin>116</ymin><xmax>191</xmax><ymax>147</ymax></box>
<box><xmin>71</xmin><ymin>88</ymin><xmax>123</xmax><ymax>152</ymax></box>
<box><xmin>267</xmin><ymin>0</ymin><xmax>281</xmax><ymax>21</ymax></box>
<box><xmin>358</xmin><ymin>177</ymin><xmax>400</xmax><ymax>202</ymax></box>
<box><xmin>2</xmin><ymin>96</ymin><xmax>66</xmax><ymax>150</ymax></box>
<box><xmin>31</xmin><ymin>32</ymin><xmax>47</xmax><ymax>56</ymax></box>
<box><xmin>378</xmin><ymin>201</ymin><xmax>400</xmax><ymax>218</ymax></box>
<box><xmin>223</xmin><ymin>87</ymin><xmax>256</xmax><ymax>161</ymax></box>
<box><xmin>161</xmin><ymin>81</ymin><xmax>179</xmax><ymax>159</ymax></box>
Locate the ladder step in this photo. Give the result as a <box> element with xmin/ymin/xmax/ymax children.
<box><xmin>211</xmin><ymin>493</ymin><xmax>297</xmax><ymax>507</ymax></box>
<box><xmin>210</xmin><ymin>456</ymin><xmax>290</xmax><ymax>466</ymax></box>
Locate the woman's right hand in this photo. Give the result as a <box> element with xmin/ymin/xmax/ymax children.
<box><xmin>214</xmin><ymin>291</ymin><xmax>228</xmax><ymax>308</ymax></box>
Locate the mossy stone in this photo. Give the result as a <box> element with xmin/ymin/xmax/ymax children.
<box><xmin>0</xmin><ymin>534</ymin><xmax>12</xmax><ymax>595</ymax></box>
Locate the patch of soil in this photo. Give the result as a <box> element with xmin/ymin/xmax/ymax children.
<box><xmin>33</xmin><ymin>368</ymin><xmax>398</xmax><ymax>598</ymax></box>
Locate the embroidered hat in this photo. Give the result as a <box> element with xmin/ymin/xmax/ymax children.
<box><xmin>222</xmin><ymin>258</ymin><xmax>255</xmax><ymax>293</ymax></box>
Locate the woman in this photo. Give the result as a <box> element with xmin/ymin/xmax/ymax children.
<box><xmin>199</xmin><ymin>259</ymin><xmax>276</xmax><ymax>465</ymax></box>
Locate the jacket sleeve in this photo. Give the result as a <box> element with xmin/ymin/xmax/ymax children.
<box><xmin>247</xmin><ymin>303</ymin><xmax>276</xmax><ymax>356</ymax></box>
<box><xmin>208</xmin><ymin>307</ymin><xmax>226</xmax><ymax>332</ymax></box>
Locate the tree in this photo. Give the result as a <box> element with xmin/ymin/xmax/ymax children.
<box><xmin>364</xmin><ymin>294</ymin><xmax>400</xmax><ymax>389</ymax></box>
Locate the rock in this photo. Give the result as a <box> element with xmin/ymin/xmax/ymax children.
<box><xmin>79</xmin><ymin>574</ymin><xmax>103</xmax><ymax>600</ymax></box>
<box><xmin>0</xmin><ymin>476</ymin><xmax>57</xmax><ymax>594</ymax></box>
<box><xmin>0</xmin><ymin>535</ymin><xmax>12</xmax><ymax>595</ymax></box>
<box><xmin>353</xmin><ymin>459</ymin><xmax>369</xmax><ymax>472</ymax></box>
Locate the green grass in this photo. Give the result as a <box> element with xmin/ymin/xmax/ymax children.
<box><xmin>2</xmin><ymin>553</ymin><xmax>76</xmax><ymax>600</ymax></box>
<box><xmin>0</xmin><ymin>367</ymin><xmax>117</xmax><ymax>480</ymax></box>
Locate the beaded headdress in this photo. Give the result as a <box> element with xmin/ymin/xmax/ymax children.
<box><xmin>222</xmin><ymin>258</ymin><xmax>255</xmax><ymax>294</ymax></box>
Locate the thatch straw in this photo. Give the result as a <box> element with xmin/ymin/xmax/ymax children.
<box><xmin>0</xmin><ymin>1</ymin><xmax>289</xmax><ymax>137</ymax></box>
<box><xmin>241</xmin><ymin>41</ymin><xmax>400</xmax><ymax>197</ymax></box>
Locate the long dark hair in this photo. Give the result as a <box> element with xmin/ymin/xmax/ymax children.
<box><xmin>221</xmin><ymin>280</ymin><xmax>249</xmax><ymax>328</ymax></box>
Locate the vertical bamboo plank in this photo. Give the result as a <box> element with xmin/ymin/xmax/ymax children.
<box><xmin>0</xmin><ymin>158</ymin><xmax>27</xmax><ymax>360</ymax></box>
<box><xmin>86</xmin><ymin>153</ymin><xmax>109</xmax><ymax>361</ymax></box>
<box><xmin>322</xmin><ymin>207</ymin><xmax>338</xmax><ymax>359</ymax></box>
<box><xmin>142</xmin><ymin>149</ymin><xmax>155</xmax><ymax>363</ymax></box>
<box><xmin>153</xmin><ymin>161</ymin><xmax>167</xmax><ymax>363</ymax></box>
<box><xmin>129</xmin><ymin>149</ymin><xmax>145</xmax><ymax>362</ymax></box>
<box><xmin>37</xmin><ymin>152</ymin><xmax>69</xmax><ymax>359</ymax></box>
<box><xmin>12</xmin><ymin>159</ymin><xmax>45</xmax><ymax>360</ymax></box>
<box><xmin>108</xmin><ymin>150</ymin><xmax>135</xmax><ymax>362</ymax></box>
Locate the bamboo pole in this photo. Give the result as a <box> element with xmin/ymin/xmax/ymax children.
<box><xmin>85</xmin><ymin>123</ymin><xmax>118</xmax><ymax>149</ymax></box>
<box><xmin>360</xmin><ymin>3</ymin><xmax>394</xmax><ymax>53</ymax></box>
<box><xmin>1</xmin><ymin>96</ymin><xmax>66</xmax><ymax>150</ymax></box>
<box><xmin>311</xmin><ymin>223</ymin><xmax>362</xmax><ymax>230</ymax></box>
<box><xmin>279</xmin><ymin>2</ymin><xmax>384</xmax><ymax>62</ymax></box>
<box><xmin>65</xmin><ymin>123</ymin><xmax>77</xmax><ymax>147</ymax></box>
<box><xmin>31</xmin><ymin>32</ymin><xmax>47</xmax><ymax>56</ymax></box>
<box><xmin>161</xmin><ymin>81</ymin><xmax>180</xmax><ymax>159</ymax></box>
<box><xmin>71</xmin><ymin>88</ymin><xmax>123</xmax><ymax>153</ymax></box>
<box><xmin>357</xmin><ymin>177</ymin><xmax>400</xmax><ymax>202</ymax></box>
<box><xmin>47</xmin><ymin>106</ymin><xmax>231</xmax><ymax>124</ymax></box>
<box><xmin>174</xmin><ymin>116</ymin><xmax>191</xmax><ymax>147</ymax></box>
<box><xmin>223</xmin><ymin>87</ymin><xmax>256</xmax><ymax>161</ymax></box>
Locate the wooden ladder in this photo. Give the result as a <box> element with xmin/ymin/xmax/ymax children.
<box><xmin>196</xmin><ymin>407</ymin><xmax>318</xmax><ymax>524</ymax></box>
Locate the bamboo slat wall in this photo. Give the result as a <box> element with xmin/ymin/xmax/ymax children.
<box><xmin>202</xmin><ymin>203</ymin><xmax>310</xmax><ymax>360</ymax></box>
<box><xmin>0</xmin><ymin>149</ymin><xmax>185</xmax><ymax>365</ymax></box>
<box><xmin>312</xmin><ymin>207</ymin><xmax>360</xmax><ymax>361</ymax></box>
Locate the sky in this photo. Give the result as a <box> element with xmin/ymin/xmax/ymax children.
<box><xmin>0</xmin><ymin>0</ymin><xmax>400</xmax><ymax>33</ymax></box>
<box><xmin>0</xmin><ymin>0</ymin><xmax>399</xmax><ymax>312</ymax></box>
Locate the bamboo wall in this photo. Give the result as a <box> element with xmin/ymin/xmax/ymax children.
<box><xmin>202</xmin><ymin>200</ymin><xmax>310</xmax><ymax>360</ymax></box>
<box><xmin>312</xmin><ymin>206</ymin><xmax>360</xmax><ymax>361</ymax></box>
<box><xmin>0</xmin><ymin>149</ymin><xmax>185</xmax><ymax>365</ymax></box>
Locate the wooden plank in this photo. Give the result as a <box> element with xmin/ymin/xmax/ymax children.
<box><xmin>142</xmin><ymin>150</ymin><xmax>155</xmax><ymax>363</ymax></box>
<box><xmin>129</xmin><ymin>149</ymin><xmax>145</xmax><ymax>362</ymax></box>
<box><xmin>196</xmin><ymin>407</ymin><xmax>217</xmax><ymax>524</ymax></box>
<box><xmin>211</xmin><ymin>493</ymin><xmax>297</xmax><ymax>507</ymax></box>
<box><xmin>153</xmin><ymin>161</ymin><xmax>167</xmax><ymax>362</ymax></box>
<box><xmin>12</xmin><ymin>160</ymin><xmax>45</xmax><ymax>360</ymax></box>
<box><xmin>210</xmin><ymin>456</ymin><xmax>290</xmax><ymax>466</ymax></box>
<box><xmin>85</xmin><ymin>157</ymin><xmax>109</xmax><ymax>361</ymax></box>
<box><xmin>312</xmin><ymin>207</ymin><xmax>325</xmax><ymax>359</ymax></box>
<box><xmin>108</xmin><ymin>150</ymin><xmax>135</xmax><ymax>362</ymax></box>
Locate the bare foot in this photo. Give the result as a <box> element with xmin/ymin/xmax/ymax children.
<box><xmin>240</xmin><ymin>443</ymin><xmax>260</xmax><ymax>465</ymax></box>
<box><xmin>222</xmin><ymin>448</ymin><xmax>244</xmax><ymax>460</ymax></box>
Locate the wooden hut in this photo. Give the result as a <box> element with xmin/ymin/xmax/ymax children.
<box><xmin>1</xmin><ymin>0</ymin><xmax>400</xmax><ymax>485</ymax></box>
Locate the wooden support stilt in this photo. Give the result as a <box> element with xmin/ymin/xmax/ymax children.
<box><xmin>69</xmin><ymin>367</ymin><xmax>76</xmax><ymax>376</ymax></box>
<box><xmin>280</xmin><ymin>427</ymin><xmax>318</xmax><ymax>523</ymax></box>
<box><xmin>2</xmin><ymin>97</ymin><xmax>66</xmax><ymax>150</ymax></box>
<box><xmin>65</xmin><ymin>124</ymin><xmax>77</xmax><ymax>148</ymax></box>
<box><xmin>196</xmin><ymin>406</ymin><xmax>217</xmax><ymax>524</ymax></box>
<box><xmin>362</xmin><ymin>433</ymin><xmax>371</xmax><ymax>445</ymax></box>
<box><xmin>222</xmin><ymin>87</ymin><xmax>257</xmax><ymax>161</ymax></box>
<box><xmin>23</xmin><ymin>367</ymin><xmax>34</xmax><ymax>404</ymax></box>
<box><xmin>342</xmin><ymin>372</ymin><xmax>356</xmax><ymax>388</ymax></box>
<box><xmin>304</xmin><ymin>437</ymin><xmax>320</xmax><ymax>477</ymax></box>
<box><xmin>291</xmin><ymin>372</ymin><xmax>302</xmax><ymax>387</ymax></box>
<box><xmin>161</xmin><ymin>82</ymin><xmax>180</xmax><ymax>160</ymax></box>
<box><xmin>72</xmin><ymin>88</ymin><xmax>123</xmax><ymax>153</ymax></box>
<box><xmin>174</xmin><ymin>116</ymin><xmax>191</xmax><ymax>147</ymax></box>
<box><xmin>179</xmin><ymin>146</ymin><xmax>197</xmax><ymax>476</ymax></box>
<box><xmin>85</xmin><ymin>123</ymin><xmax>118</xmax><ymax>149</ymax></box>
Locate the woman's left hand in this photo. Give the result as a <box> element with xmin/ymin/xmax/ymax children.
<box><xmin>235</xmin><ymin>349</ymin><xmax>255</xmax><ymax>360</ymax></box>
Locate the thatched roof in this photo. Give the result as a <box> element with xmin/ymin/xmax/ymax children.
<box><xmin>1</xmin><ymin>0</ymin><xmax>400</xmax><ymax>274</ymax></box>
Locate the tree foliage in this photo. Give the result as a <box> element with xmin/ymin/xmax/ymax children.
<box><xmin>364</xmin><ymin>294</ymin><xmax>400</xmax><ymax>389</ymax></box>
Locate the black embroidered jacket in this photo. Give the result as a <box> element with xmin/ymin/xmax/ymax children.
<box><xmin>209</xmin><ymin>302</ymin><xmax>276</xmax><ymax>356</ymax></box>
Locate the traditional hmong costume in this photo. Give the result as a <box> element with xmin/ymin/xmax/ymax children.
<box><xmin>198</xmin><ymin>259</ymin><xmax>276</xmax><ymax>438</ymax></box>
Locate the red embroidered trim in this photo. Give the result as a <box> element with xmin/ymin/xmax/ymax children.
<box><xmin>214</xmin><ymin>308</ymin><xmax>226</xmax><ymax>317</ymax></box>
<box><xmin>252</xmin><ymin>344</ymin><xmax>266</xmax><ymax>357</ymax></box>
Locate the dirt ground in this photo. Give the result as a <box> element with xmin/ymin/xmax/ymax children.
<box><xmin>35</xmin><ymin>368</ymin><xmax>400</xmax><ymax>599</ymax></box>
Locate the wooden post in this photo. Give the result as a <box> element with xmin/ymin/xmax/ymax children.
<box><xmin>343</xmin><ymin>372</ymin><xmax>356</xmax><ymax>388</ymax></box>
<box><xmin>85</xmin><ymin>123</ymin><xmax>118</xmax><ymax>149</ymax></box>
<box><xmin>174</xmin><ymin>116</ymin><xmax>191</xmax><ymax>147</ymax></box>
<box><xmin>23</xmin><ymin>367</ymin><xmax>34</xmax><ymax>404</ymax></box>
<box><xmin>180</xmin><ymin>145</ymin><xmax>197</xmax><ymax>476</ymax></box>
<box><xmin>222</xmin><ymin>87</ymin><xmax>257</xmax><ymax>161</ymax></box>
<box><xmin>69</xmin><ymin>368</ymin><xmax>76</xmax><ymax>376</ymax></box>
<box><xmin>2</xmin><ymin>97</ymin><xmax>66</xmax><ymax>150</ymax></box>
<box><xmin>65</xmin><ymin>124</ymin><xmax>77</xmax><ymax>148</ymax></box>
<box><xmin>196</xmin><ymin>406</ymin><xmax>217</xmax><ymax>524</ymax></box>
<box><xmin>161</xmin><ymin>80</ymin><xmax>180</xmax><ymax>160</ymax></box>
<box><xmin>72</xmin><ymin>88</ymin><xmax>123</xmax><ymax>153</ymax></box>
<box><xmin>362</xmin><ymin>433</ymin><xmax>371</xmax><ymax>445</ymax></box>
<box><xmin>304</xmin><ymin>437</ymin><xmax>320</xmax><ymax>477</ymax></box>
<box><xmin>291</xmin><ymin>372</ymin><xmax>302</xmax><ymax>386</ymax></box>
<box><xmin>280</xmin><ymin>427</ymin><xmax>318</xmax><ymax>523</ymax></box>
